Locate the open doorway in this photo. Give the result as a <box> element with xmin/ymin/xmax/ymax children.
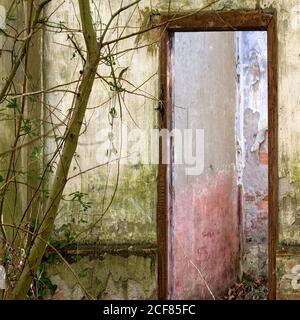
<box><xmin>157</xmin><ymin>12</ymin><xmax>277</xmax><ymax>300</ymax></box>
<box><xmin>172</xmin><ymin>30</ymin><xmax>268</xmax><ymax>300</ymax></box>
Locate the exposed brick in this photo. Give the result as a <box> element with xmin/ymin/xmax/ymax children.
<box><xmin>256</xmin><ymin>196</ymin><xmax>268</xmax><ymax>210</ymax></box>
<box><xmin>259</xmin><ymin>151</ymin><xmax>268</xmax><ymax>165</ymax></box>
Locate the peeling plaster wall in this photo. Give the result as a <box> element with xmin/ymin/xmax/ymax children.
<box><xmin>276</xmin><ymin>255</ymin><xmax>300</xmax><ymax>300</ymax></box>
<box><xmin>236</xmin><ymin>31</ymin><xmax>269</xmax><ymax>278</ymax></box>
<box><xmin>45</xmin><ymin>254</ymin><xmax>157</xmax><ymax>300</ymax></box>
<box><xmin>38</xmin><ymin>0</ymin><xmax>300</xmax><ymax>299</ymax></box>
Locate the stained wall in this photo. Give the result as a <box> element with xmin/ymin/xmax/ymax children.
<box><xmin>236</xmin><ymin>31</ymin><xmax>269</xmax><ymax>278</ymax></box>
<box><xmin>172</xmin><ymin>32</ymin><xmax>240</xmax><ymax>299</ymax></box>
<box><xmin>1</xmin><ymin>0</ymin><xmax>300</xmax><ymax>299</ymax></box>
<box><xmin>43</xmin><ymin>0</ymin><xmax>300</xmax><ymax>299</ymax></box>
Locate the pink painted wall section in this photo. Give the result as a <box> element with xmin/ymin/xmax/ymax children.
<box><xmin>171</xmin><ymin>32</ymin><xmax>240</xmax><ymax>299</ymax></box>
<box><xmin>173</xmin><ymin>170</ymin><xmax>240</xmax><ymax>299</ymax></box>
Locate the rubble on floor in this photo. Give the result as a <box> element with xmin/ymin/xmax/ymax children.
<box><xmin>223</xmin><ymin>276</ymin><xmax>268</xmax><ymax>300</ymax></box>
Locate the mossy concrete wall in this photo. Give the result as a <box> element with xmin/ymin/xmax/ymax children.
<box><xmin>43</xmin><ymin>0</ymin><xmax>159</xmax><ymax>299</ymax></box>
<box><xmin>39</xmin><ymin>0</ymin><xmax>300</xmax><ymax>299</ymax></box>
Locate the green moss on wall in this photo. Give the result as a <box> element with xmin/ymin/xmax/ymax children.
<box><xmin>55</xmin><ymin>164</ymin><xmax>158</xmax><ymax>244</ymax></box>
<box><xmin>279</xmin><ymin>154</ymin><xmax>300</xmax><ymax>245</ymax></box>
<box><xmin>134</xmin><ymin>7</ymin><xmax>159</xmax><ymax>56</ymax></box>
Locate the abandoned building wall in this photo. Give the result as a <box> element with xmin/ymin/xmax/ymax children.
<box><xmin>42</xmin><ymin>1</ymin><xmax>160</xmax><ymax>299</ymax></box>
<box><xmin>172</xmin><ymin>32</ymin><xmax>240</xmax><ymax>299</ymax></box>
<box><xmin>1</xmin><ymin>0</ymin><xmax>300</xmax><ymax>300</ymax></box>
<box><xmin>236</xmin><ymin>31</ymin><xmax>269</xmax><ymax>278</ymax></box>
<box><xmin>41</xmin><ymin>0</ymin><xmax>300</xmax><ymax>299</ymax></box>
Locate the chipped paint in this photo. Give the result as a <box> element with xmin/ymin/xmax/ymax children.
<box><xmin>277</xmin><ymin>256</ymin><xmax>300</xmax><ymax>299</ymax></box>
<box><xmin>45</xmin><ymin>254</ymin><xmax>157</xmax><ymax>300</ymax></box>
<box><xmin>236</xmin><ymin>31</ymin><xmax>268</xmax><ymax>278</ymax></box>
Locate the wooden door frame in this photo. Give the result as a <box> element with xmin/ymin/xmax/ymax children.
<box><xmin>157</xmin><ymin>10</ymin><xmax>278</xmax><ymax>300</ymax></box>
